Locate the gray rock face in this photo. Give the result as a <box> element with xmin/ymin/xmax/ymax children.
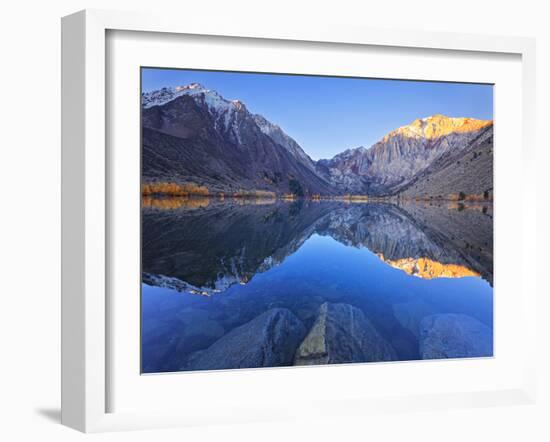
<box><xmin>419</xmin><ymin>313</ymin><xmax>493</xmax><ymax>359</ymax></box>
<box><xmin>294</xmin><ymin>302</ymin><xmax>397</xmax><ymax>365</ymax></box>
<box><xmin>186</xmin><ymin>308</ymin><xmax>306</xmax><ymax>371</ymax></box>
<box><xmin>398</xmin><ymin>126</ymin><xmax>493</xmax><ymax>200</ymax></box>
<box><xmin>252</xmin><ymin>113</ymin><xmax>319</xmax><ymax>173</ymax></box>
<box><xmin>318</xmin><ymin>115</ymin><xmax>493</xmax><ymax>196</ymax></box>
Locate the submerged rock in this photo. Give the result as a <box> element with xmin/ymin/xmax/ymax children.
<box><xmin>186</xmin><ymin>308</ymin><xmax>306</xmax><ymax>371</ymax></box>
<box><xmin>419</xmin><ymin>313</ymin><xmax>493</xmax><ymax>359</ymax></box>
<box><xmin>393</xmin><ymin>301</ymin><xmax>435</xmax><ymax>339</ymax></box>
<box><xmin>294</xmin><ymin>302</ymin><xmax>397</xmax><ymax>365</ymax></box>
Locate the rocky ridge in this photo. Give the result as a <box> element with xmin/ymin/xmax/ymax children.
<box><xmin>318</xmin><ymin>115</ymin><xmax>493</xmax><ymax>196</ymax></box>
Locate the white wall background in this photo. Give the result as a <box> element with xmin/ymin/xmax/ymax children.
<box><xmin>0</xmin><ymin>0</ymin><xmax>547</xmax><ymax>440</ymax></box>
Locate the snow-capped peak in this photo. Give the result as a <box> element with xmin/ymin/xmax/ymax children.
<box><xmin>142</xmin><ymin>83</ymin><xmax>252</xmax><ymax>135</ymax></box>
<box><xmin>142</xmin><ymin>83</ymin><xmax>229</xmax><ymax>110</ymax></box>
<box><xmin>174</xmin><ymin>82</ymin><xmax>204</xmax><ymax>92</ymax></box>
<box><xmin>142</xmin><ymin>84</ymin><xmax>316</xmax><ymax>168</ymax></box>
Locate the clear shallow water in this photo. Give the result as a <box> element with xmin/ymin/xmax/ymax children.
<box><xmin>141</xmin><ymin>199</ymin><xmax>493</xmax><ymax>373</ymax></box>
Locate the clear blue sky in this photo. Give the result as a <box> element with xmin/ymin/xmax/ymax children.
<box><xmin>142</xmin><ymin>68</ymin><xmax>493</xmax><ymax>160</ymax></box>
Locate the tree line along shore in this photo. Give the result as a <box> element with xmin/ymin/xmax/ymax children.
<box><xmin>141</xmin><ymin>181</ymin><xmax>493</xmax><ymax>203</ymax></box>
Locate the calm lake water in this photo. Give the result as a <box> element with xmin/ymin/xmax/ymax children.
<box><xmin>141</xmin><ymin>198</ymin><xmax>493</xmax><ymax>373</ymax></box>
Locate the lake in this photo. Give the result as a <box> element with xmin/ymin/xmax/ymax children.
<box><xmin>141</xmin><ymin>198</ymin><xmax>493</xmax><ymax>373</ymax></box>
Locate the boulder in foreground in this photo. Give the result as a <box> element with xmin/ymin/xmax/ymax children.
<box><xmin>294</xmin><ymin>302</ymin><xmax>397</xmax><ymax>365</ymax></box>
<box><xmin>419</xmin><ymin>313</ymin><xmax>493</xmax><ymax>359</ymax></box>
<box><xmin>186</xmin><ymin>308</ymin><xmax>306</xmax><ymax>371</ymax></box>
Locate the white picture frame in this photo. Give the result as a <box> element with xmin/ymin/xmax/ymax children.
<box><xmin>61</xmin><ymin>9</ymin><xmax>538</xmax><ymax>433</ymax></box>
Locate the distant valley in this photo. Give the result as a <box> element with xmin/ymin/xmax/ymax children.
<box><xmin>142</xmin><ymin>83</ymin><xmax>493</xmax><ymax>201</ymax></box>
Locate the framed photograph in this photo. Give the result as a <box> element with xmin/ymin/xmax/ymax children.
<box><xmin>61</xmin><ymin>9</ymin><xmax>538</xmax><ymax>432</ymax></box>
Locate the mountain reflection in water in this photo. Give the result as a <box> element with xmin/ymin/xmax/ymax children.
<box><xmin>142</xmin><ymin>198</ymin><xmax>493</xmax><ymax>373</ymax></box>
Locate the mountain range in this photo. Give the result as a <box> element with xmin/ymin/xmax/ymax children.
<box><xmin>142</xmin><ymin>83</ymin><xmax>493</xmax><ymax>199</ymax></box>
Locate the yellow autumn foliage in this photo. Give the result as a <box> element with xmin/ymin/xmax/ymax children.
<box><xmin>142</xmin><ymin>196</ymin><xmax>210</xmax><ymax>210</ymax></box>
<box><xmin>141</xmin><ymin>182</ymin><xmax>209</xmax><ymax>196</ymax></box>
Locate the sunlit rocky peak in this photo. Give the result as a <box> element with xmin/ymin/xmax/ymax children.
<box><xmin>376</xmin><ymin>254</ymin><xmax>480</xmax><ymax>279</ymax></box>
<box><xmin>384</xmin><ymin>114</ymin><xmax>493</xmax><ymax>141</ymax></box>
